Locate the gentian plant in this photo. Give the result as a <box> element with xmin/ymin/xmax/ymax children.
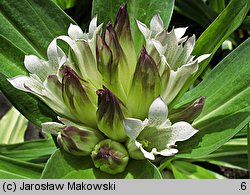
<box><xmin>0</xmin><ymin>0</ymin><xmax>249</xmax><ymax>179</ymax></box>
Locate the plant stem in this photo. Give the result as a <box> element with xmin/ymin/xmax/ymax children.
<box><xmin>158</xmin><ymin>157</ymin><xmax>174</xmax><ymax>172</ymax></box>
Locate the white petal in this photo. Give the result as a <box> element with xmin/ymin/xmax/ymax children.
<box><xmin>7</xmin><ymin>76</ymin><xmax>43</xmax><ymax>95</ymax></box>
<box><xmin>47</xmin><ymin>39</ymin><xmax>60</xmax><ymax>73</ymax></box>
<box><xmin>68</xmin><ymin>24</ymin><xmax>84</xmax><ymax>40</ymax></box>
<box><xmin>152</xmin><ymin>39</ymin><xmax>167</xmax><ymax>55</ymax></box>
<box><xmin>24</xmin><ymin>55</ymin><xmax>49</xmax><ymax>81</ymax></box>
<box><xmin>57</xmin><ymin>35</ymin><xmax>88</xmax><ymax>79</ymax></box>
<box><xmin>24</xmin><ymin>55</ymin><xmax>41</xmax><ymax>72</ymax></box>
<box><xmin>161</xmin><ymin>61</ymin><xmax>199</xmax><ymax>104</ymax></box>
<box><xmin>135</xmin><ymin>141</ymin><xmax>155</xmax><ymax>160</ymax></box>
<box><xmin>168</xmin><ymin>121</ymin><xmax>198</xmax><ymax>146</ymax></box>
<box><xmin>136</xmin><ymin>20</ymin><xmax>152</xmax><ymax>39</ymax></box>
<box><xmin>148</xmin><ymin>97</ymin><xmax>168</xmax><ymax>124</ymax></box>
<box><xmin>152</xmin><ymin>148</ymin><xmax>178</xmax><ymax>156</ymax></box>
<box><xmin>197</xmin><ymin>54</ymin><xmax>211</xmax><ymax>63</ymax></box>
<box><xmin>185</xmin><ymin>35</ymin><xmax>196</xmax><ymax>57</ymax></box>
<box><xmin>181</xmin><ymin>60</ymin><xmax>199</xmax><ymax>73</ymax></box>
<box><xmin>174</xmin><ymin>27</ymin><xmax>188</xmax><ymax>40</ymax></box>
<box><xmin>150</xmin><ymin>14</ymin><xmax>164</xmax><ymax>34</ymax></box>
<box><xmin>123</xmin><ymin>118</ymin><xmax>148</xmax><ymax>139</ymax></box>
<box><xmin>88</xmin><ymin>16</ymin><xmax>98</xmax><ymax>37</ymax></box>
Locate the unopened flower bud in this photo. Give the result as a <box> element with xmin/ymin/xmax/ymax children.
<box><xmin>96</xmin><ymin>86</ymin><xmax>127</xmax><ymax>141</ymax></box>
<box><xmin>58</xmin><ymin>126</ymin><xmax>104</xmax><ymax>156</ymax></box>
<box><xmin>169</xmin><ymin>96</ymin><xmax>205</xmax><ymax>123</ymax></box>
<box><xmin>42</xmin><ymin>120</ymin><xmax>104</xmax><ymax>156</ymax></box>
<box><xmin>91</xmin><ymin>139</ymin><xmax>129</xmax><ymax>174</ymax></box>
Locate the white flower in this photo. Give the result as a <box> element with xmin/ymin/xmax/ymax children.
<box><xmin>7</xmin><ymin>17</ymin><xmax>103</xmax><ymax>127</ymax></box>
<box><xmin>137</xmin><ymin>14</ymin><xmax>210</xmax><ymax>104</ymax></box>
<box><xmin>124</xmin><ymin>97</ymin><xmax>198</xmax><ymax>160</ymax></box>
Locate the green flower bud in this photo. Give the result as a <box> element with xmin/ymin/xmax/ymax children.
<box><xmin>114</xmin><ymin>4</ymin><xmax>137</xmax><ymax>88</ymax></box>
<box><xmin>169</xmin><ymin>96</ymin><xmax>205</xmax><ymax>123</ymax></box>
<box><xmin>127</xmin><ymin>47</ymin><xmax>161</xmax><ymax>119</ymax></box>
<box><xmin>91</xmin><ymin>139</ymin><xmax>129</xmax><ymax>174</ymax></box>
<box><xmin>42</xmin><ymin>120</ymin><xmax>104</xmax><ymax>156</ymax></box>
<box><xmin>96</xmin><ymin>86</ymin><xmax>127</xmax><ymax>141</ymax></box>
<box><xmin>61</xmin><ymin>65</ymin><xmax>97</xmax><ymax>127</ymax></box>
<box><xmin>58</xmin><ymin>126</ymin><xmax>104</xmax><ymax>156</ymax></box>
<box><xmin>96</xmin><ymin>26</ymin><xmax>127</xmax><ymax>102</ymax></box>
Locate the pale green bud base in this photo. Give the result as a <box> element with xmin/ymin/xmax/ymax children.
<box><xmin>91</xmin><ymin>139</ymin><xmax>129</xmax><ymax>174</ymax></box>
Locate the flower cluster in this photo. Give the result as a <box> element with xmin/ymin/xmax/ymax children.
<box><xmin>8</xmin><ymin>5</ymin><xmax>208</xmax><ymax>174</ymax></box>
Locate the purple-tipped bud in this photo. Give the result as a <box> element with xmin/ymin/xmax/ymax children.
<box><xmin>42</xmin><ymin>120</ymin><xmax>104</xmax><ymax>156</ymax></box>
<box><xmin>91</xmin><ymin>139</ymin><xmax>129</xmax><ymax>174</ymax></box>
<box><xmin>61</xmin><ymin>65</ymin><xmax>97</xmax><ymax>127</ymax></box>
<box><xmin>114</xmin><ymin>4</ymin><xmax>132</xmax><ymax>41</ymax></box>
<box><xmin>136</xmin><ymin>47</ymin><xmax>159</xmax><ymax>90</ymax></box>
<box><xmin>96</xmin><ymin>86</ymin><xmax>127</xmax><ymax>141</ymax></box>
<box><xmin>57</xmin><ymin>125</ymin><xmax>104</xmax><ymax>156</ymax></box>
<box><xmin>169</xmin><ymin>96</ymin><xmax>205</xmax><ymax>123</ymax></box>
<box><xmin>127</xmin><ymin>47</ymin><xmax>161</xmax><ymax>119</ymax></box>
<box><xmin>104</xmin><ymin>22</ymin><xmax>124</xmax><ymax>59</ymax></box>
<box><xmin>96</xmin><ymin>35</ymin><xmax>114</xmax><ymax>83</ymax></box>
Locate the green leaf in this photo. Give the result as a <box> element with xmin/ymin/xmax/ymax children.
<box><xmin>175</xmin><ymin>37</ymin><xmax>250</xmax><ymax>158</ymax></box>
<box><xmin>41</xmin><ymin>149</ymin><xmax>162</xmax><ymax>179</ymax></box>
<box><xmin>0</xmin><ymin>155</ymin><xmax>43</xmax><ymax>179</ymax></box>
<box><xmin>208</xmin><ymin>0</ymin><xmax>226</xmax><ymax>13</ymax></box>
<box><xmin>0</xmin><ymin>35</ymin><xmax>57</xmax><ymax>126</ymax></box>
<box><xmin>242</xmin><ymin>16</ymin><xmax>250</xmax><ymax>32</ymax></box>
<box><xmin>199</xmin><ymin>138</ymin><xmax>248</xmax><ymax>170</ymax></box>
<box><xmin>52</xmin><ymin>0</ymin><xmax>76</xmax><ymax>10</ymax></box>
<box><xmin>171</xmin><ymin>0</ymin><xmax>249</xmax><ymax>107</ymax></box>
<box><xmin>0</xmin><ymin>138</ymin><xmax>56</xmax><ymax>164</ymax></box>
<box><xmin>175</xmin><ymin>0</ymin><xmax>217</xmax><ymax>27</ymax></box>
<box><xmin>92</xmin><ymin>0</ymin><xmax>174</xmax><ymax>53</ymax></box>
<box><xmin>0</xmin><ymin>35</ymin><xmax>28</xmax><ymax>77</ymax></box>
<box><xmin>171</xmin><ymin>161</ymin><xmax>225</xmax><ymax>179</ymax></box>
<box><xmin>0</xmin><ymin>0</ymin><xmax>75</xmax><ymax>58</ymax></box>
<box><xmin>0</xmin><ymin>107</ymin><xmax>28</xmax><ymax>144</ymax></box>
<box><xmin>0</xmin><ymin>0</ymin><xmax>75</xmax><ymax>126</ymax></box>
<box><xmin>193</xmin><ymin>0</ymin><xmax>249</xmax><ymax>59</ymax></box>
<box><xmin>247</xmin><ymin>124</ymin><xmax>250</xmax><ymax>177</ymax></box>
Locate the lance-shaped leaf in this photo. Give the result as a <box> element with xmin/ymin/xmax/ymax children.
<box><xmin>96</xmin><ymin>86</ymin><xmax>127</xmax><ymax>141</ymax></box>
<box><xmin>169</xmin><ymin>96</ymin><xmax>205</xmax><ymax>123</ymax></box>
<box><xmin>127</xmin><ymin>47</ymin><xmax>161</xmax><ymax>119</ymax></box>
<box><xmin>114</xmin><ymin>4</ymin><xmax>137</xmax><ymax>79</ymax></box>
<box><xmin>61</xmin><ymin>65</ymin><xmax>97</xmax><ymax>127</ymax></box>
